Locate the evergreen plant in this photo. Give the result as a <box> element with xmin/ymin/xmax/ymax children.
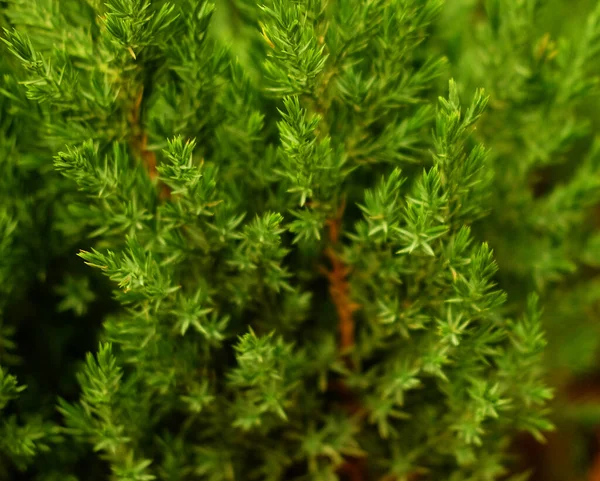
<box><xmin>1</xmin><ymin>1</ymin><xmax>597</xmax><ymax>480</ymax></box>
<box><xmin>436</xmin><ymin>2</ymin><xmax>600</xmax><ymax>478</ymax></box>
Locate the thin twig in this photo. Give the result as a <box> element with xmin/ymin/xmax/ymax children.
<box><xmin>319</xmin><ymin>199</ymin><xmax>366</xmax><ymax>481</ymax></box>
<box><xmin>130</xmin><ymin>86</ymin><xmax>169</xmax><ymax>198</ymax></box>
<box><xmin>320</xmin><ymin>199</ymin><xmax>359</xmax><ymax>353</ymax></box>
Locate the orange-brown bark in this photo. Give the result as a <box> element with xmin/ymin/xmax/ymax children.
<box><xmin>321</xmin><ymin>200</ymin><xmax>365</xmax><ymax>481</ymax></box>
<box><xmin>130</xmin><ymin>87</ymin><xmax>169</xmax><ymax>198</ymax></box>
<box><xmin>323</xmin><ymin>244</ymin><xmax>359</xmax><ymax>351</ymax></box>
<box><xmin>321</xmin><ymin>200</ymin><xmax>359</xmax><ymax>352</ymax></box>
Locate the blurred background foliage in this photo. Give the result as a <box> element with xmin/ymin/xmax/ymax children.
<box><xmin>436</xmin><ymin>1</ymin><xmax>600</xmax><ymax>480</ymax></box>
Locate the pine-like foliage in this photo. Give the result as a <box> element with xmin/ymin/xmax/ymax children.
<box><xmin>5</xmin><ymin>0</ymin><xmax>598</xmax><ymax>480</ymax></box>
<box><xmin>436</xmin><ymin>1</ymin><xmax>600</xmax><ymax>477</ymax></box>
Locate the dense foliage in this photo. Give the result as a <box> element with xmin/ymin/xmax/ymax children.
<box><xmin>0</xmin><ymin>1</ymin><xmax>598</xmax><ymax>480</ymax></box>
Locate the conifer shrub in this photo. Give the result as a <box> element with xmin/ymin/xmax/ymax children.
<box><xmin>436</xmin><ymin>2</ymin><xmax>600</xmax><ymax>478</ymax></box>
<box><xmin>0</xmin><ymin>1</ymin><xmax>598</xmax><ymax>480</ymax></box>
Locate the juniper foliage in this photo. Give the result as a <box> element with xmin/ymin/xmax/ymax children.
<box><xmin>434</xmin><ymin>1</ymin><xmax>600</xmax><ymax>477</ymax></box>
<box><xmin>5</xmin><ymin>0</ymin><xmax>599</xmax><ymax>480</ymax></box>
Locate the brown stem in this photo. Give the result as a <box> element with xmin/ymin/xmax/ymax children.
<box><xmin>319</xmin><ymin>200</ymin><xmax>366</xmax><ymax>481</ymax></box>
<box><xmin>129</xmin><ymin>86</ymin><xmax>170</xmax><ymax>198</ymax></box>
<box><xmin>138</xmin><ymin>132</ymin><xmax>158</xmax><ymax>179</ymax></box>
<box><xmin>320</xmin><ymin>199</ymin><xmax>359</xmax><ymax>354</ymax></box>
